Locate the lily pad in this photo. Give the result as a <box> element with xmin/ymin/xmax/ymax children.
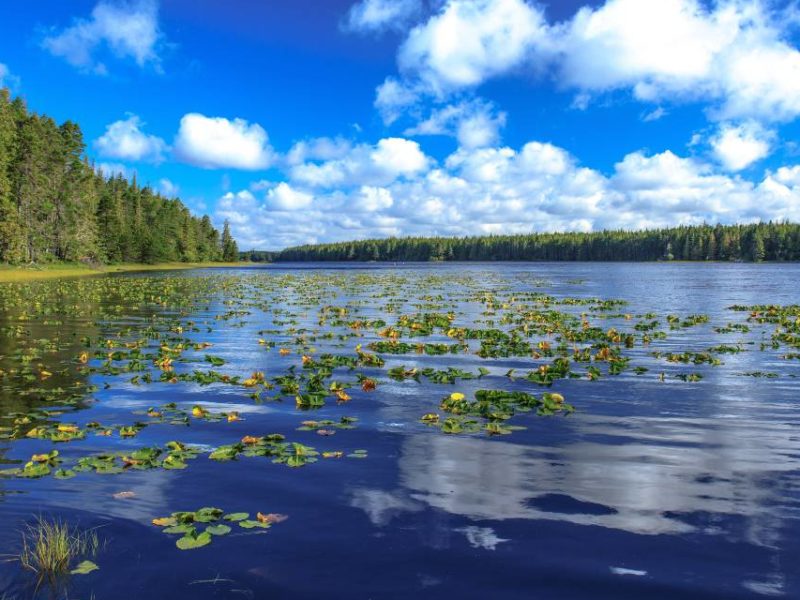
<box><xmin>223</xmin><ymin>512</ymin><xmax>249</xmax><ymax>521</ymax></box>
<box><xmin>176</xmin><ymin>531</ymin><xmax>212</xmax><ymax>550</ymax></box>
<box><xmin>71</xmin><ymin>560</ymin><xmax>99</xmax><ymax>575</ymax></box>
<box><xmin>205</xmin><ymin>524</ymin><xmax>232</xmax><ymax>536</ymax></box>
<box><xmin>238</xmin><ymin>519</ymin><xmax>270</xmax><ymax>529</ymax></box>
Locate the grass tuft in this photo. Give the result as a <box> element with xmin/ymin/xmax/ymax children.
<box><xmin>17</xmin><ymin>516</ymin><xmax>101</xmax><ymax>590</ymax></box>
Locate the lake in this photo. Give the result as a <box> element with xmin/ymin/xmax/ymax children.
<box><xmin>1</xmin><ymin>262</ymin><xmax>799</xmax><ymax>599</ymax></box>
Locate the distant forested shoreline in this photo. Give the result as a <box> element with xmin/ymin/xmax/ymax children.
<box><xmin>271</xmin><ymin>222</ymin><xmax>800</xmax><ymax>263</ymax></box>
<box><xmin>0</xmin><ymin>88</ymin><xmax>237</xmax><ymax>265</ymax></box>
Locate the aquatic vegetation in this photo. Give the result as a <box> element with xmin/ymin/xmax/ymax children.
<box><xmin>0</xmin><ymin>442</ymin><xmax>201</xmax><ymax>479</ymax></box>
<box><xmin>652</xmin><ymin>351</ymin><xmax>723</xmax><ymax>366</ymax></box>
<box><xmin>423</xmin><ymin>389</ymin><xmax>572</xmax><ymax>436</ymax></box>
<box><xmin>207</xmin><ymin>432</ymin><xmax>366</xmax><ymax>467</ymax></box>
<box><xmin>2</xmin><ymin>450</ymin><xmax>63</xmax><ymax>478</ymax></box>
<box><xmin>728</xmin><ymin>304</ymin><xmax>800</xmax><ymax>353</ymax></box>
<box><xmin>16</xmin><ymin>517</ymin><xmax>101</xmax><ymax>590</ymax></box>
<box><xmin>296</xmin><ymin>416</ymin><xmax>358</xmax><ymax>432</ymax></box>
<box><xmin>708</xmin><ymin>344</ymin><xmax>745</xmax><ymax>354</ymax></box>
<box><xmin>739</xmin><ymin>371</ymin><xmax>779</xmax><ymax>378</ymax></box>
<box><xmin>667</xmin><ymin>314</ymin><xmax>710</xmax><ymax>329</ymax></box>
<box><xmin>675</xmin><ymin>373</ymin><xmax>704</xmax><ymax>382</ymax></box>
<box><xmin>152</xmin><ymin>507</ymin><xmax>287</xmax><ymax>550</ymax></box>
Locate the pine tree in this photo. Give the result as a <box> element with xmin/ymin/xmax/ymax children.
<box><xmin>0</xmin><ymin>89</ymin><xmax>24</xmax><ymax>262</ymax></box>
<box><xmin>221</xmin><ymin>220</ymin><xmax>238</xmax><ymax>262</ymax></box>
<box><xmin>750</xmin><ymin>230</ymin><xmax>766</xmax><ymax>262</ymax></box>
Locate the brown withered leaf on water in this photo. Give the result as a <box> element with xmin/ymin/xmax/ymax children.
<box><xmin>256</xmin><ymin>512</ymin><xmax>288</xmax><ymax>525</ymax></box>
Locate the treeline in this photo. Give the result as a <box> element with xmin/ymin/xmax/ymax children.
<box><xmin>276</xmin><ymin>222</ymin><xmax>800</xmax><ymax>262</ymax></box>
<box><xmin>240</xmin><ymin>250</ymin><xmax>275</xmax><ymax>263</ymax></box>
<box><xmin>0</xmin><ymin>88</ymin><xmax>237</xmax><ymax>265</ymax></box>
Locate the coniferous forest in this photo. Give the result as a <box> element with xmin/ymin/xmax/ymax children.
<box><xmin>0</xmin><ymin>88</ymin><xmax>237</xmax><ymax>265</ymax></box>
<box><xmin>275</xmin><ymin>222</ymin><xmax>800</xmax><ymax>263</ymax></box>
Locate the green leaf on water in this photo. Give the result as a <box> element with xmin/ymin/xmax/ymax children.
<box><xmin>194</xmin><ymin>507</ymin><xmax>224</xmax><ymax>522</ymax></box>
<box><xmin>162</xmin><ymin>524</ymin><xmax>196</xmax><ymax>535</ymax></box>
<box><xmin>223</xmin><ymin>512</ymin><xmax>249</xmax><ymax>522</ymax></box>
<box><xmin>238</xmin><ymin>519</ymin><xmax>270</xmax><ymax>529</ymax></box>
<box><xmin>205</xmin><ymin>524</ymin><xmax>231</xmax><ymax>536</ymax></box>
<box><xmin>71</xmin><ymin>560</ymin><xmax>99</xmax><ymax>575</ymax></box>
<box><xmin>205</xmin><ymin>354</ymin><xmax>225</xmax><ymax>367</ymax></box>
<box><xmin>176</xmin><ymin>531</ymin><xmax>212</xmax><ymax>550</ymax></box>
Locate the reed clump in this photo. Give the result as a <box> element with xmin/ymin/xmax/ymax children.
<box><xmin>18</xmin><ymin>516</ymin><xmax>100</xmax><ymax>589</ymax></box>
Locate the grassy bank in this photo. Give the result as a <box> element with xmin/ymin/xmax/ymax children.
<box><xmin>0</xmin><ymin>262</ymin><xmax>250</xmax><ymax>283</ymax></box>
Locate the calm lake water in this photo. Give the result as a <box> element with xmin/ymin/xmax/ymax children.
<box><xmin>1</xmin><ymin>262</ymin><xmax>799</xmax><ymax>599</ymax></box>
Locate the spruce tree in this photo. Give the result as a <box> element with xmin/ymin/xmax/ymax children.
<box><xmin>221</xmin><ymin>220</ymin><xmax>238</xmax><ymax>262</ymax></box>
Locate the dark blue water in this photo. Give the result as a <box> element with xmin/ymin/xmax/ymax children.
<box><xmin>1</xmin><ymin>262</ymin><xmax>799</xmax><ymax>599</ymax></box>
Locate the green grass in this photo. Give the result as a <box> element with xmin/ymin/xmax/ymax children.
<box><xmin>17</xmin><ymin>516</ymin><xmax>101</xmax><ymax>590</ymax></box>
<box><xmin>0</xmin><ymin>261</ymin><xmax>252</xmax><ymax>283</ymax></box>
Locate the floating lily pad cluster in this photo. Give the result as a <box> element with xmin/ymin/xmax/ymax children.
<box><xmin>296</xmin><ymin>416</ymin><xmax>358</xmax><ymax>433</ymax></box>
<box><xmin>209</xmin><ymin>434</ymin><xmax>365</xmax><ymax>466</ymax></box>
<box><xmin>0</xmin><ymin>441</ymin><xmax>201</xmax><ymax>479</ymax></box>
<box><xmin>421</xmin><ymin>390</ymin><xmax>573</xmax><ymax>436</ymax></box>
<box><xmin>152</xmin><ymin>507</ymin><xmax>288</xmax><ymax>550</ymax></box>
<box><xmin>142</xmin><ymin>402</ymin><xmax>243</xmax><ymax>424</ymax></box>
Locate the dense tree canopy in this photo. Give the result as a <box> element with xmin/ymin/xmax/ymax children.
<box><xmin>239</xmin><ymin>250</ymin><xmax>275</xmax><ymax>263</ymax></box>
<box><xmin>276</xmin><ymin>223</ymin><xmax>800</xmax><ymax>263</ymax></box>
<box><xmin>0</xmin><ymin>88</ymin><xmax>230</xmax><ymax>265</ymax></box>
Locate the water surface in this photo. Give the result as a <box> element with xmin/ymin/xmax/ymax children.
<box><xmin>1</xmin><ymin>262</ymin><xmax>799</xmax><ymax>599</ymax></box>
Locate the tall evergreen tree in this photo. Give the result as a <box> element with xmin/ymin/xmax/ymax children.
<box><xmin>0</xmin><ymin>89</ymin><xmax>24</xmax><ymax>262</ymax></box>
<box><xmin>221</xmin><ymin>220</ymin><xmax>238</xmax><ymax>262</ymax></box>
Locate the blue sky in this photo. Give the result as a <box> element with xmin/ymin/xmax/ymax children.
<box><xmin>1</xmin><ymin>0</ymin><xmax>799</xmax><ymax>249</ymax></box>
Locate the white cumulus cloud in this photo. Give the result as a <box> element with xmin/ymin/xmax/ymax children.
<box><xmin>290</xmin><ymin>137</ymin><xmax>430</xmax><ymax>188</ymax></box>
<box><xmin>353</xmin><ymin>186</ymin><xmax>394</xmax><ymax>212</ymax></box>
<box><xmin>710</xmin><ymin>121</ymin><xmax>774</xmax><ymax>171</ymax></box>
<box><xmin>174</xmin><ymin>113</ymin><xmax>275</xmax><ymax>170</ymax></box>
<box><xmin>375</xmin><ymin>77</ymin><xmax>422</xmax><ymax>124</ymax></box>
<box><xmin>555</xmin><ymin>0</ymin><xmax>737</xmax><ymax>96</ymax></box>
<box><xmin>405</xmin><ymin>99</ymin><xmax>507</xmax><ymax>148</ymax></box>
<box><xmin>773</xmin><ymin>165</ymin><xmax>800</xmax><ymax>187</ymax></box>
<box><xmin>286</xmin><ymin>137</ymin><xmax>353</xmax><ymax>166</ymax></box>
<box><xmin>42</xmin><ymin>0</ymin><xmax>163</xmax><ymax>74</ymax></box>
<box><xmin>386</xmin><ymin>0</ymin><xmax>800</xmax><ymax>123</ymax></box>
<box><xmin>345</xmin><ymin>0</ymin><xmax>423</xmax><ymax>34</ymax></box>
<box><xmin>266</xmin><ymin>182</ymin><xmax>314</xmax><ymax>210</ymax></box>
<box><xmin>94</xmin><ymin>114</ymin><xmax>167</xmax><ymax>163</ymax></box>
<box><xmin>398</xmin><ymin>0</ymin><xmax>548</xmax><ymax>93</ymax></box>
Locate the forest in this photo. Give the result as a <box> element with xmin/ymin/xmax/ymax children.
<box><xmin>275</xmin><ymin>222</ymin><xmax>800</xmax><ymax>263</ymax></box>
<box><xmin>0</xmin><ymin>88</ymin><xmax>237</xmax><ymax>265</ymax></box>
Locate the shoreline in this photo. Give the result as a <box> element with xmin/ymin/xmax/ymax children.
<box><xmin>0</xmin><ymin>262</ymin><xmax>253</xmax><ymax>283</ymax></box>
